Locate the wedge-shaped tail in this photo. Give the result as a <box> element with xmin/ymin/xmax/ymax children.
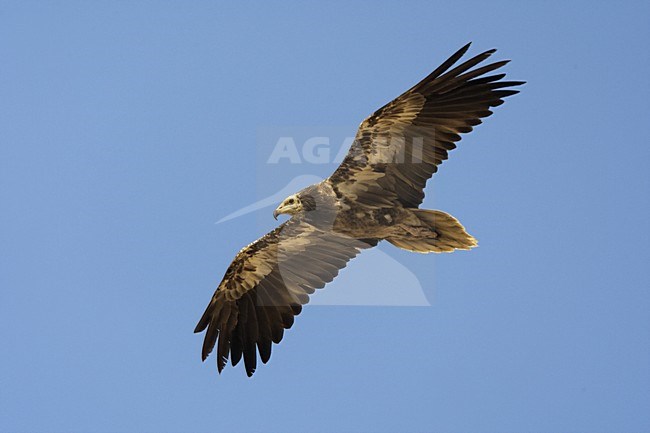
<box><xmin>387</xmin><ymin>209</ymin><xmax>477</xmax><ymax>253</ymax></box>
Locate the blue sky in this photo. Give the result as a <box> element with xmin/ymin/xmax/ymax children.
<box><xmin>1</xmin><ymin>1</ymin><xmax>649</xmax><ymax>432</ymax></box>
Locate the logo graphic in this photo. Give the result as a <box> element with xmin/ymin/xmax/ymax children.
<box><xmin>214</xmin><ymin>127</ymin><xmax>435</xmax><ymax>306</ymax></box>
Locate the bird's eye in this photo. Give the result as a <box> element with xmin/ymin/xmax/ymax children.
<box><xmin>287</xmin><ymin>198</ymin><xmax>294</xmax><ymax>204</ymax></box>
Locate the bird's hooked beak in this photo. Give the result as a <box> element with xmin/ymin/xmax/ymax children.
<box><xmin>274</xmin><ymin>195</ymin><xmax>300</xmax><ymax>220</ymax></box>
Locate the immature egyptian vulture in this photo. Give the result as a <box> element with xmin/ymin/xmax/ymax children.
<box><xmin>195</xmin><ymin>43</ymin><xmax>523</xmax><ymax>376</ymax></box>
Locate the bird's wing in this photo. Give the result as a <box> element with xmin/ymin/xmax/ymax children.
<box><xmin>194</xmin><ymin>217</ymin><xmax>376</xmax><ymax>376</ymax></box>
<box><xmin>328</xmin><ymin>43</ymin><xmax>524</xmax><ymax>208</ymax></box>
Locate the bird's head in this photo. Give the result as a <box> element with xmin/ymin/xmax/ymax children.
<box><xmin>273</xmin><ymin>194</ymin><xmax>303</xmax><ymax>220</ymax></box>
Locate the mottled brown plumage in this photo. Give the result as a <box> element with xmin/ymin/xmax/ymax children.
<box><xmin>195</xmin><ymin>43</ymin><xmax>523</xmax><ymax>376</ymax></box>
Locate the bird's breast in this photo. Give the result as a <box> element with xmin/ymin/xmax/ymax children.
<box><xmin>331</xmin><ymin>205</ymin><xmax>402</xmax><ymax>239</ymax></box>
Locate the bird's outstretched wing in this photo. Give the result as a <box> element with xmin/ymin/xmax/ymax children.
<box><xmin>329</xmin><ymin>43</ymin><xmax>524</xmax><ymax>208</ymax></box>
<box><xmin>194</xmin><ymin>218</ymin><xmax>376</xmax><ymax>376</ymax></box>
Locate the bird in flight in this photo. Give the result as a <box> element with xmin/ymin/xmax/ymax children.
<box><xmin>195</xmin><ymin>43</ymin><xmax>523</xmax><ymax>376</ymax></box>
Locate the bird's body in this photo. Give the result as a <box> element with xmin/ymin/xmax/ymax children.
<box><xmin>281</xmin><ymin>180</ymin><xmax>472</xmax><ymax>249</ymax></box>
<box><xmin>195</xmin><ymin>43</ymin><xmax>523</xmax><ymax>376</ymax></box>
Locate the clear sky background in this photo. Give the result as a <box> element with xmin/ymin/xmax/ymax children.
<box><xmin>2</xmin><ymin>1</ymin><xmax>649</xmax><ymax>432</ymax></box>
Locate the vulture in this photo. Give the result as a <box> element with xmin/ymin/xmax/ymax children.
<box><xmin>195</xmin><ymin>43</ymin><xmax>523</xmax><ymax>376</ymax></box>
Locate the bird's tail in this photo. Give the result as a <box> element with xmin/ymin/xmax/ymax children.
<box><xmin>386</xmin><ymin>209</ymin><xmax>477</xmax><ymax>253</ymax></box>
